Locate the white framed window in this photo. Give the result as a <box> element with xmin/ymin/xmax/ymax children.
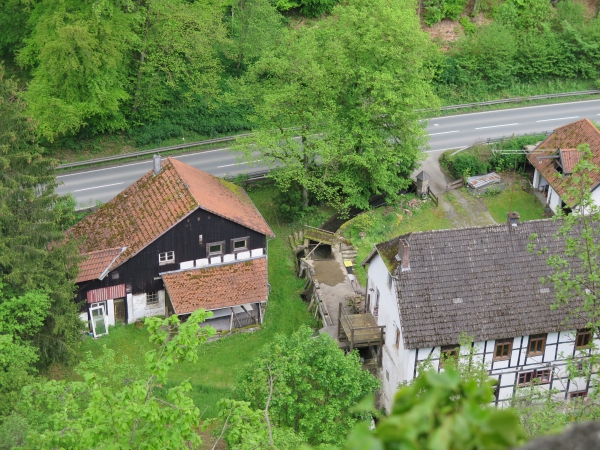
<box><xmin>207</xmin><ymin>241</ymin><xmax>225</xmax><ymax>256</ymax></box>
<box><xmin>147</xmin><ymin>292</ymin><xmax>159</xmax><ymax>305</ymax></box>
<box><xmin>158</xmin><ymin>251</ymin><xmax>175</xmax><ymax>265</ymax></box>
<box><xmin>231</xmin><ymin>237</ymin><xmax>249</xmax><ymax>252</ymax></box>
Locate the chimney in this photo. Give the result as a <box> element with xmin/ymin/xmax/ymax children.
<box><xmin>507</xmin><ymin>212</ymin><xmax>520</xmax><ymax>227</ymax></box>
<box><xmin>398</xmin><ymin>238</ymin><xmax>410</xmax><ymax>272</ymax></box>
<box><xmin>153</xmin><ymin>154</ymin><xmax>161</xmax><ymax>175</ymax></box>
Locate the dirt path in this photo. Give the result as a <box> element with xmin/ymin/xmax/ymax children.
<box><xmin>439</xmin><ymin>188</ymin><xmax>497</xmax><ymax>228</ymax></box>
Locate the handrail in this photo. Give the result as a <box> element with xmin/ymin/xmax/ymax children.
<box><xmin>422</xmin><ymin>90</ymin><xmax>600</xmax><ymax>112</ymax></box>
<box><xmin>55</xmin><ymin>133</ymin><xmax>254</xmax><ymax>169</ymax></box>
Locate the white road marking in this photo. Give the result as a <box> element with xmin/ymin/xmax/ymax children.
<box><xmin>429</xmin><ymin>130</ymin><xmax>459</xmax><ymax>136</ymax></box>
<box><xmin>475</xmin><ymin>123</ymin><xmax>518</xmax><ymax>130</ymax></box>
<box><xmin>57</xmin><ymin>160</ymin><xmax>151</xmax><ymax>178</ymax></box>
<box><xmin>58</xmin><ymin>146</ymin><xmax>235</xmax><ymax>178</ymax></box>
<box><xmin>74</xmin><ymin>182</ymin><xmax>124</xmax><ymax>192</ymax></box>
<box><xmin>536</xmin><ymin>116</ymin><xmax>579</xmax><ymax>122</ymax></box>
<box><xmin>217</xmin><ymin>160</ymin><xmax>261</xmax><ymax>168</ymax></box>
<box><xmin>433</xmin><ymin>123</ymin><xmax>439</xmax><ymax>126</ymax></box>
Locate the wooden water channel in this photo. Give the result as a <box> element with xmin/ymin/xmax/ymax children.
<box><xmin>290</xmin><ymin>225</ymin><xmax>384</xmax><ymax>366</ymax></box>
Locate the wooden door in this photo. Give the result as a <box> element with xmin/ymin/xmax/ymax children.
<box><xmin>114</xmin><ymin>298</ymin><xmax>126</xmax><ymax>323</ymax></box>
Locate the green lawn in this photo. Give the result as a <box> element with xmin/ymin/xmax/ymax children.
<box><xmin>339</xmin><ymin>197</ymin><xmax>453</xmax><ymax>285</ymax></box>
<box><xmin>49</xmin><ymin>183</ymin><xmax>316</xmax><ymax>418</ymax></box>
<box><xmin>482</xmin><ymin>184</ymin><xmax>547</xmax><ymax>223</ymax></box>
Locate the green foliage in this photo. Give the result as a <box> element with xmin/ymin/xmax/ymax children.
<box><xmin>460</xmin><ymin>16</ymin><xmax>477</xmax><ymax>36</ymax></box>
<box><xmin>300</xmin><ymin>0</ymin><xmax>339</xmax><ymax>17</ymax></box>
<box><xmin>214</xmin><ymin>399</ymin><xmax>306</xmax><ymax>449</ymax></box>
<box><xmin>0</xmin><ymin>67</ymin><xmax>83</xmax><ymax>367</ymax></box>
<box><xmin>436</xmin><ymin>0</ymin><xmax>600</xmax><ymax>102</ymax></box>
<box><xmin>17</xmin><ymin>0</ymin><xmax>135</xmax><ymax>141</ymax></box>
<box><xmin>346</xmin><ymin>369</ymin><xmax>525</xmax><ymax>450</ymax></box>
<box><xmin>235</xmin><ymin>0</ymin><xmax>438</xmax><ymax>214</ymax></box>
<box><xmin>234</xmin><ymin>326</ymin><xmax>380</xmax><ymax>446</ymax></box>
<box><xmin>441</xmin><ymin>151</ymin><xmax>489</xmax><ymax>179</ymax></box>
<box><xmin>424</xmin><ymin>0</ymin><xmax>468</xmax><ymax>26</ymax></box>
<box><xmin>12</xmin><ymin>311</ymin><xmax>216</xmax><ymax>449</ymax></box>
<box><xmin>227</xmin><ymin>0</ymin><xmax>284</xmax><ymax>71</ymax></box>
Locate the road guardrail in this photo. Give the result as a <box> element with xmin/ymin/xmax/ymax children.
<box><xmin>57</xmin><ymin>90</ymin><xmax>598</xmax><ymax>170</ymax></box>
<box><xmin>434</xmin><ymin>90</ymin><xmax>600</xmax><ymax>111</ymax></box>
<box><xmin>56</xmin><ymin>133</ymin><xmax>254</xmax><ymax>170</ymax></box>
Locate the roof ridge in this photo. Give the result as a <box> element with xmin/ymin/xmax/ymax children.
<box><xmin>404</xmin><ymin>217</ymin><xmax>555</xmax><ymax>237</ymax></box>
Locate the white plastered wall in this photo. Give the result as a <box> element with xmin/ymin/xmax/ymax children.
<box><xmin>547</xmin><ymin>185</ymin><xmax>561</xmax><ymax>213</ymax></box>
<box><xmin>127</xmin><ymin>290</ymin><xmax>166</xmax><ymax>323</ymax></box>
<box><xmin>366</xmin><ymin>253</ymin><xmax>412</xmax><ymax>413</ymax></box>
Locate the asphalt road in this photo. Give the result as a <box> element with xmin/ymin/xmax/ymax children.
<box><xmin>57</xmin><ymin>99</ymin><xmax>600</xmax><ymax>208</ymax></box>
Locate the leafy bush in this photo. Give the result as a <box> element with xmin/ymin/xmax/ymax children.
<box><xmin>443</xmin><ymin>152</ymin><xmax>489</xmax><ymax>179</ymax></box>
<box><xmin>424</xmin><ymin>0</ymin><xmax>468</xmax><ymax>25</ymax></box>
<box><xmin>300</xmin><ymin>0</ymin><xmax>339</xmax><ymax>17</ymax></box>
<box><xmin>435</xmin><ymin>0</ymin><xmax>600</xmax><ymax>103</ymax></box>
<box><xmin>348</xmin><ymin>369</ymin><xmax>526</xmax><ymax>449</ymax></box>
<box><xmin>460</xmin><ymin>16</ymin><xmax>477</xmax><ymax>36</ymax></box>
<box><xmin>128</xmin><ymin>99</ymin><xmax>253</xmax><ymax>146</ymax></box>
<box><xmin>488</xmin><ymin>152</ymin><xmax>527</xmax><ymax>172</ymax></box>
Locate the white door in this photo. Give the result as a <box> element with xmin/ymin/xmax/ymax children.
<box><xmin>90</xmin><ymin>303</ymin><xmax>108</xmax><ymax>337</ymax></box>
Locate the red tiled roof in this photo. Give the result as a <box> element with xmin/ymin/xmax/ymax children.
<box><xmin>76</xmin><ymin>247</ymin><xmax>124</xmax><ymax>283</ymax></box>
<box><xmin>161</xmin><ymin>257</ymin><xmax>268</xmax><ymax>314</ymax></box>
<box><xmin>527</xmin><ymin>119</ymin><xmax>600</xmax><ymax>205</ymax></box>
<box><xmin>560</xmin><ymin>148</ymin><xmax>581</xmax><ymax>174</ymax></box>
<box><xmin>170</xmin><ymin>159</ymin><xmax>273</xmax><ymax>237</ymax></box>
<box><xmin>69</xmin><ymin>158</ymin><xmax>273</xmax><ymax>272</ymax></box>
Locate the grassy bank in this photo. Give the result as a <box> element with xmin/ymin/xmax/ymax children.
<box><xmin>47</xmin><ymin>183</ymin><xmax>316</xmax><ymax>418</ymax></box>
<box><xmin>339</xmin><ymin>198</ymin><xmax>452</xmax><ymax>285</ymax></box>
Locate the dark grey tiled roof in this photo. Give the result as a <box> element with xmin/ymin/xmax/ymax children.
<box><xmin>367</xmin><ymin>219</ymin><xmax>587</xmax><ymax>349</ymax></box>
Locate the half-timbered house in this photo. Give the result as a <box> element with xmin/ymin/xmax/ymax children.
<box><xmin>70</xmin><ymin>156</ymin><xmax>274</xmax><ymax>336</ymax></box>
<box><xmin>362</xmin><ymin>214</ymin><xmax>596</xmax><ymax>412</ymax></box>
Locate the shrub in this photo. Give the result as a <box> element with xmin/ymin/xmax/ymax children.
<box><xmin>300</xmin><ymin>0</ymin><xmax>339</xmax><ymax>17</ymax></box>
<box><xmin>460</xmin><ymin>16</ymin><xmax>477</xmax><ymax>35</ymax></box>
<box><xmin>446</xmin><ymin>152</ymin><xmax>489</xmax><ymax>179</ymax></box>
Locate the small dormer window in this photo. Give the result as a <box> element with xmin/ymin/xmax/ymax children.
<box><xmin>207</xmin><ymin>241</ymin><xmax>224</xmax><ymax>256</ymax></box>
<box><xmin>232</xmin><ymin>237</ymin><xmax>249</xmax><ymax>252</ymax></box>
<box><xmin>159</xmin><ymin>251</ymin><xmax>175</xmax><ymax>265</ymax></box>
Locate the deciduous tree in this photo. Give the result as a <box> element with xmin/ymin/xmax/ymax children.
<box><xmin>11</xmin><ymin>311</ymin><xmax>215</xmax><ymax>449</ymax></box>
<box><xmin>234</xmin><ymin>326</ymin><xmax>379</xmax><ymax>447</ymax></box>
<box><xmin>235</xmin><ymin>0</ymin><xmax>438</xmax><ymax>213</ymax></box>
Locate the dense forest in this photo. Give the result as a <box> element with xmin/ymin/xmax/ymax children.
<box><xmin>2</xmin><ymin>0</ymin><xmax>600</xmax><ymax>447</ymax></box>
<box><xmin>1</xmin><ymin>0</ymin><xmax>599</xmax><ymax>148</ymax></box>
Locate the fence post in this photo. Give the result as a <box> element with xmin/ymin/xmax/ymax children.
<box><xmin>338</xmin><ymin>303</ymin><xmax>342</xmax><ymax>339</ymax></box>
